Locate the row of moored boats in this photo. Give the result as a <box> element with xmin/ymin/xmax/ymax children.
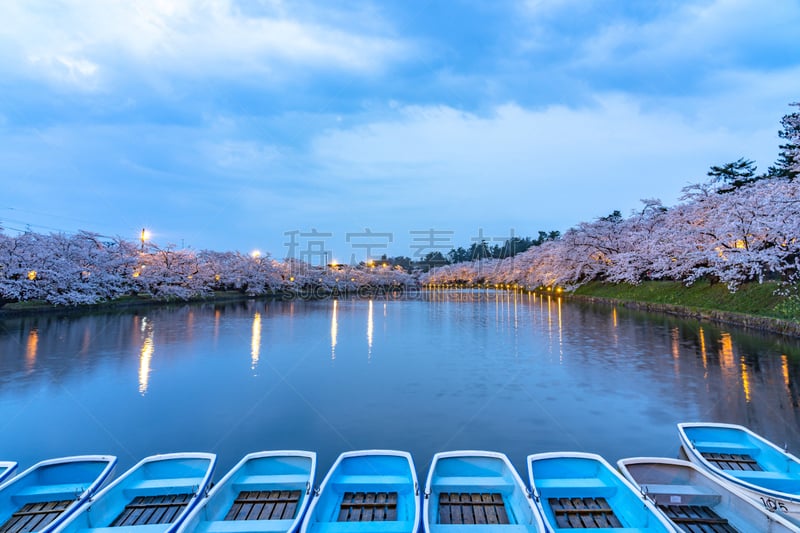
<box><xmin>2</xmin><ymin>422</ymin><xmax>800</xmax><ymax>532</ymax></box>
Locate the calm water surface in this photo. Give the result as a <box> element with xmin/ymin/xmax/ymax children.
<box><xmin>2</xmin><ymin>290</ymin><xmax>800</xmax><ymax>482</ymax></box>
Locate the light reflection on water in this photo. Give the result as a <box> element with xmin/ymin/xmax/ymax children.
<box><xmin>1</xmin><ymin>290</ymin><xmax>800</xmax><ymax>482</ymax></box>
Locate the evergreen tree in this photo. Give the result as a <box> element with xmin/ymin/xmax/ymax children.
<box><xmin>768</xmin><ymin>103</ymin><xmax>800</xmax><ymax>180</ymax></box>
<box><xmin>707</xmin><ymin>158</ymin><xmax>758</xmax><ymax>193</ymax></box>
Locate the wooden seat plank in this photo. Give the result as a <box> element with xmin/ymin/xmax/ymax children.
<box><xmin>338</xmin><ymin>492</ymin><xmax>397</xmax><ymax>522</ymax></box>
<box><xmin>0</xmin><ymin>499</ymin><xmax>73</xmax><ymax>533</ymax></box>
<box><xmin>660</xmin><ymin>504</ymin><xmax>737</xmax><ymax>533</ymax></box>
<box><xmin>459</xmin><ymin>493</ymin><xmax>474</xmax><ymax>524</ymax></box>
<box><xmin>548</xmin><ymin>496</ymin><xmax>621</xmax><ymax>529</ymax></box>
<box><xmin>282</xmin><ymin>490</ymin><xmax>301</xmax><ymax>519</ymax></box>
<box><xmin>492</xmin><ymin>493</ymin><xmax>509</xmax><ymax>524</ymax></box>
<box><xmin>110</xmin><ymin>493</ymin><xmax>192</xmax><ymax>527</ymax></box>
<box><xmin>481</xmin><ymin>493</ymin><xmax>497</xmax><ymax>525</ymax></box>
<box><xmin>438</xmin><ymin>493</ymin><xmax>452</xmax><ymax>524</ymax></box>
<box><xmin>225</xmin><ymin>490</ymin><xmax>301</xmax><ymax>521</ymax></box>
<box><xmin>701</xmin><ymin>452</ymin><xmax>762</xmax><ymax>472</ymax></box>
<box><xmin>437</xmin><ymin>493</ymin><xmax>509</xmax><ymax>526</ymax></box>
<box><xmin>374</xmin><ymin>492</ymin><xmax>387</xmax><ymax>521</ymax></box>
<box><xmin>448</xmin><ymin>494</ymin><xmax>463</xmax><ymax>524</ymax></box>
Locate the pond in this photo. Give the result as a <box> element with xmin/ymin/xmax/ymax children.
<box><xmin>2</xmin><ymin>290</ymin><xmax>800</xmax><ymax>483</ymax></box>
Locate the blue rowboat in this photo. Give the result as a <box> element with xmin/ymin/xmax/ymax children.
<box><xmin>423</xmin><ymin>451</ymin><xmax>545</xmax><ymax>532</ymax></box>
<box><xmin>177</xmin><ymin>450</ymin><xmax>316</xmax><ymax>533</ymax></box>
<box><xmin>0</xmin><ymin>461</ymin><xmax>18</xmax><ymax>485</ymax></box>
<box><xmin>0</xmin><ymin>455</ymin><xmax>117</xmax><ymax>533</ymax></box>
<box><xmin>300</xmin><ymin>450</ymin><xmax>419</xmax><ymax>533</ymax></box>
<box><xmin>619</xmin><ymin>456</ymin><xmax>800</xmax><ymax>533</ymax></box>
<box><xmin>52</xmin><ymin>452</ymin><xmax>216</xmax><ymax>533</ymax></box>
<box><xmin>679</xmin><ymin>422</ymin><xmax>800</xmax><ymax>526</ymax></box>
<box><xmin>527</xmin><ymin>452</ymin><xmax>676</xmax><ymax>532</ymax></box>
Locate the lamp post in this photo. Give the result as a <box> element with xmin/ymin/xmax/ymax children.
<box><xmin>140</xmin><ymin>228</ymin><xmax>149</xmax><ymax>252</ymax></box>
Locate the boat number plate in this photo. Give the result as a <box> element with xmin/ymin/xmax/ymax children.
<box><xmin>759</xmin><ymin>497</ymin><xmax>789</xmax><ymax>513</ymax></box>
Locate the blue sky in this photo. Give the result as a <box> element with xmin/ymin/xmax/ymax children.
<box><xmin>1</xmin><ymin>0</ymin><xmax>799</xmax><ymax>263</ymax></box>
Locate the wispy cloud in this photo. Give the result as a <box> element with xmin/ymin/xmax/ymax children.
<box><xmin>0</xmin><ymin>0</ymin><xmax>410</xmax><ymax>92</ymax></box>
<box><xmin>310</xmin><ymin>96</ymin><xmax>777</xmax><ymax>219</ymax></box>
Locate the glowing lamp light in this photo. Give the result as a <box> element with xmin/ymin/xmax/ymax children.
<box><xmin>140</xmin><ymin>228</ymin><xmax>151</xmax><ymax>251</ymax></box>
<box><xmin>27</xmin><ymin>270</ymin><xmax>37</xmax><ymax>280</ymax></box>
<box><xmin>251</xmin><ymin>250</ymin><xmax>261</xmax><ymax>258</ymax></box>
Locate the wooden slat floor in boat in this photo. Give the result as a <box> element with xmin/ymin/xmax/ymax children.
<box><xmin>700</xmin><ymin>452</ymin><xmax>762</xmax><ymax>471</ymax></box>
<box><xmin>548</xmin><ymin>497</ymin><xmax>622</xmax><ymax>529</ymax></box>
<box><xmin>224</xmin><ymin>490</ymin><xmax>301</xmax><ymax>521</ymax></box>
<box><xmin>110</xmin><ymin>493</ymin><xmax>193</xmax><ymax>526</ymax></box>
<box><xmin>438</xmin><ymin>493</ymin><xmax>510</xmax><ymax>525</ymax></box>
<box><xmin>659</xmin><ymin>504</ymin><xmax>737</xmax><ymax>533</ymax></box>
<box><xmin>338</xmin><ymin>492</ymin><xmax>398</xmax><ymax>522</ymax></box>
<box><xmin>0</xmin><ymin>500</ymin><xmax>73</xmax><ymax>533</ymax></box>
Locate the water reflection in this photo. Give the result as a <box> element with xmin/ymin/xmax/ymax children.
<box><xmin>2</xmin><ymin>295</ymin><xmax>800</xmax><ymax>474</ymax></box>
<box><xmin>251</xmin><ymin>312</ymin><xmax>262</xmax><ymax>372</ymax></box>
<box><xmin>138</xmin><ymin>317</ymin><xmax>154</xmax><ymax>395</ymax></box>
<box><xmin>699</xmin><ymin>327</ymin><xmax>708</xmax><ymax>372</ymax></box>
<box><xmin>330</xmin><ymin>299</ymin><xmax>338</xmax><ymax>360</ymax></box>
<box><xmin>741</xmin><ymin>356</ymin><xmax>752</xmax><ymax>403</ymax></box>
<box><xmin>25</xmin><ymin>328</ymin><xmax>38</xmax><ymax>372</ymax></box>
<box><xmin>367</xmin><ymin>300</ymin><xmax>374</xmax><ymax>360</ymax></box>
<box><xmin>783</xmin><ymin>355</ymin><xmax>791</xmax><ymax>392</ymax></box>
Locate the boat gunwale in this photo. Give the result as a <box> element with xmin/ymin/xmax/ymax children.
<box><xmin>678</xmin><ymin>422</ymin><xmax>800</xmax><ymax>503</ymax></box>
<box><xmin>0</xmin><ymin>454</ymin><xmax>117</xmax><ymax>491</ymax></box>
<box><xmin>300</xmin><ymin>449</ymin><xmax>420</xmax><ymax>533</ymax></box>
<box><xmin>175</xmin><ymin>449</ymin><xmax>316</xmax><ymax>533</ymax></box>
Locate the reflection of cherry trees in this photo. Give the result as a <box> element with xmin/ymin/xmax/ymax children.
<box><xmin>423</xmin><ymin>176</ymin><xmax>800</xmax><ymax>292</ymax></box>
<box><xmin>0</xmin><ymin>233</ymin><xmax>416</xmax><ymax>306</ymax></box>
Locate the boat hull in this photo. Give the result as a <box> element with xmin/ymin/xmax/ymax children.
<box><xmin>301</xmin><ymin>450</ymin><xmax>419</xmax><ymax>533</ymax></box>
<box><xmin>52</xmin><ymin>452</ymin><xmax>216</xmax><ymax>533</ymax></box>
<box><xmin>424</xmin><ymin>450</ymin><xmax>545</xmax><ymax>532</ymax></box>
<box><xmin>679</xmin><ymin>422</ymin><xmax>800</xmax><ymax>526</ymax></box>
<box><xmin>528</xmin><ymin>452</ymin><xmax>676</xmax><ymax>532</ymax></box>
<box><xmin>0</xmin><ymin>455</ymin><xmax>117</xmax><ymax>533</ymax></box>
<box><xmin>177</xmin><ymin>450</ymin><xmax>316</xmax><ymax>533</ymax></box>
<box><xmin>619</xmin><ymin>457</ymin><xmax>800</xmax><ymax>533</ymax></box>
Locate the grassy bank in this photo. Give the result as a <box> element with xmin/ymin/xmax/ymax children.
<box><xmin>571</xmin><ymin>280</ymin><xmax>800</xmax><ymax>322</ymax></box>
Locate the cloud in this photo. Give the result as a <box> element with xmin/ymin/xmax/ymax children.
<box><xmin>310</xmin><ymin>95</ymin><xmax>778</xmax><ymax>226</ymax></box>
<box><xmin>575</xmin><ymin>0</ymin><xmax>800</xmax><ymax>71</ymax></box>
<box><xmin>514</xmin><ymin>0</ymin><xmax>800</xmax><ymax>103</ymax></box>
<box><xmin>0</xmin><ymin>0</ymin><xmax>410</xmax><ymax>91</ymax></box>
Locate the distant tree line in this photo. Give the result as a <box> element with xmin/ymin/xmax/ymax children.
<box><xmin>2</xmin><ymin>102</ymin><xmax>798</xmax><ymax>306</ymax></box>
<box><xmin>0</xmin><ymin>234</ymin><xmax>416</xmax><ymax>307</ymax></box>
<box><xmin>423</xmin><ymin>102</ymin><xmax>800</xmax><ymax>293</ymax></box>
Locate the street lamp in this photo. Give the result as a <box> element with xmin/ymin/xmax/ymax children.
<box><xmin>140</xmin><ymin>228</ymin><xmax>150</xmax><ymax>251</ymax></box>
